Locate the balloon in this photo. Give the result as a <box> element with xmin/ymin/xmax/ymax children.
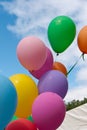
<box><xmin>11</xmin><ymin>115</ymin><xmax>34</xmax><ymax>122</ymax></box>
<box><xmin>0</xmin><ymin>75</ymin><xmax>17</xmax><ymax>130</ymax></box>
<box><xmin>48</xmin><ymin>15</ymin><xmax>76</xmax><ymax>53</ymax></box>
<box><xmin>30</xmin><ymin>47</ymin><xmax>53</xmax><ymax>79</ymax></box>
<box><xmin>9</xmin><ymin>74</ymin><xmax>38</xmax><ymax>118</ymax></box>
<box><xmin>16</xmin><ymin>36</ymin><xmax>47</xmax><ymax>71</ymax></box>
<box><xmin>38</xmin><ymin>70</ymin><xmax>68</xmax><ymax>98</ymax></box>
<box><xmin>6</xmin><ymin>118</ymin><xmax>37</xmax><ymax>130</ymax></box>
<box><xmin>77</xmin><ymin>26</ymin><xmax>87</xmax><ymax>54</ymax></box>
<box><xmin>11</xmin><ymin>116</ymin><xmax>18</xmax><ymax>121</ymax></box>
<box><xmin>32</xmin><ymin>92</ymin><xmax>66</xmax><ymax>130</ymax></box>
<box><xmin>27</xmin><ymin>116</ymin><xmax>34</xmax><ymax>122</ymax></box>
<box><xmin>53</xmin><ymin>62</ymin><xmax>67</xmax><ymax>76</ymax></box>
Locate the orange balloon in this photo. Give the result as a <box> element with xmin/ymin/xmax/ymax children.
<box><xmin>53</xmin><ymin>62</ymin><xmax>67</xmax><ymax>76</ymax></box>
<box><xmin>77</xmin><ymin>26</ymin><xmax>87</xmax><ymax>54</ymax></box>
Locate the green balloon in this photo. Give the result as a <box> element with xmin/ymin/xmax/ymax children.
<box><xmin>11</xmin><ymin>115</ymin><xmax>18</xmax><ymax>121</ymax></box>
<box><xmin>27</xmin><ymin>115</ymin><xmax>34</xmax><ymax>122</ymax></box>
<box><xmin>11</xmin><ymin>115</ymin><xmax>34</xmax><ymax>122</ymax></box>
<box><xmin>48</xmin><ymin>15</ymin><xmax>76</xmax><ymax>53</ymax></box>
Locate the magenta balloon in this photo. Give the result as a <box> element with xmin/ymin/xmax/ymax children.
<box><xmin>16</xmin><ymin>36</ymin><xmax>47</xmax><ymax>71</ymax></box>
<box><xmin>38</xmin><ymin>70</ymin><xmax>68</xmax><ymax>98</ymax></box>
<box><xmin>30</xmin><ymin>47</ymin><xmax>53</xmax><ymax>79</ymax></box>
<box><xmin>32</xmin><ymin>92</ymin><xmax>66</xmax><ymax>130</ymax></box>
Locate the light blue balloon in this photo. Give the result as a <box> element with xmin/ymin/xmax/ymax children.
<box><xmin>0</xmin><ymin>75</ymin><xmax>17</xmax><ymax>130</ymax></box>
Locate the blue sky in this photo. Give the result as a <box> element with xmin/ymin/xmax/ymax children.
<box><xmin>0</xmin><ymin>0</ymin><xmax>87</xmax><ymax>102</ymax></box>
<box><xmin>0</xmin><ymin>1</ymin><xmax>28</xmax><ymax>76</ymax></box>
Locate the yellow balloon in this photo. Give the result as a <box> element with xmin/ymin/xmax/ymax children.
<box><xmin>9</xmin><ymin>74</ymin><xmax>38</xmax><ymax>118</ymax></box>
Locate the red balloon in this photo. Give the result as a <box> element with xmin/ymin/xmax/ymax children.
<box><xmin>6</xmin><ymin>118</ymin><xmax>37</xmax><ymax>130</ymax></box>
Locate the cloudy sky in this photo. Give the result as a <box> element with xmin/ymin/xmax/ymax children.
<box><xmin>0</xmin><ymin>0</ymin><xmax>87</xmax><ymax>102</ymax></box>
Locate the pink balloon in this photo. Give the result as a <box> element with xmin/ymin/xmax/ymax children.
<box><xmin>32</xmin><ymin>92</ymin><xmax>66</xmax><ymax>130</ymax></box>
<box><xmin>16</xmin><ymin>36</ymin><xmax>47</xmax><ymax>71</ymax></box>
<box><xmin>30</xmin><ymin>47</ymin><xmax>53</xmax><ymax>79</ymax></box>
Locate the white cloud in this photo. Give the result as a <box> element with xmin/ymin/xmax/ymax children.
<box><xmin>0</xmin><ymin>0</ymin><xmax>86</xmax><ymax>51</ymax></box>
<box><xmin>1</xmin><ymin>0</ymin><xmax>87</xmax><ymax>38</ymax></box>
<box><xmin>0</xmin><ymin>0</ymin><xmax>87</xmax><ymax>101</ymax></box>
<box><xmin>76</xmin><ymin>67</ymin><xmax>87</xmax><ymax>83</ymax></box>
<box><xmin>65</xmin><ymin>85</ymin><xmax>87</xmax><ymax>102</ymax></box>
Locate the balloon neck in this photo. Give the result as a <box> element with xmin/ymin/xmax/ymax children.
<box><xmin>56</xmin><ymin>53</ymin><xmax>59</xmax><ymax>56</ymax></box>
<box><xmin>55</xmin><ymin>53</ymin><xmax>59</xmax><ymax>62</ymax></box>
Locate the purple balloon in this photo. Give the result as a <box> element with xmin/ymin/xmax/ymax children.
<box><xmin>38</xmin><ymin>70</ymin><xmax>68</xmax><ymax>98</ymax></box>
<box><xmin>32</xmin><ymin>92</ymin><xmax>66</xmax><ymax>130</ymax></box>
<box><xmin>30</xmin><ymin>47</ymin><xmax>53</xmax><ymax>79</ymax></box>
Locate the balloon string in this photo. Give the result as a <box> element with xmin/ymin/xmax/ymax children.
<box><xmin>67</xmin><ymin>53</ymin><xmax>84</xmax><ymax>75</ymax></box>
<box><xmin>82</xmin><ymin>53</ymin><xmax>85</xmax><ymax>60</ymax></box>
<box><xmin>55</xmin><ymin>53</ymin><xmax>59</xmax><ymax>61</ymax></box>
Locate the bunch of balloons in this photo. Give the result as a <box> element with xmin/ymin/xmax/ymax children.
<box><xmin>1</xmin><ymin>15</ymin><xmax>87</xmax><ymax>130</ymax></box>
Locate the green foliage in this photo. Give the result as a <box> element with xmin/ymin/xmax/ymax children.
<box><xmin>66</xmin><ymin>97</ymin><xmax>87</xmax><ymax>111</ymax></box>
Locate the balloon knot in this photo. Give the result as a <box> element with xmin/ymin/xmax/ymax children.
<box><xmin>56</xmin><ymin>53</ymin><xmax>59</xmax><ymax>56</ymax></box>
